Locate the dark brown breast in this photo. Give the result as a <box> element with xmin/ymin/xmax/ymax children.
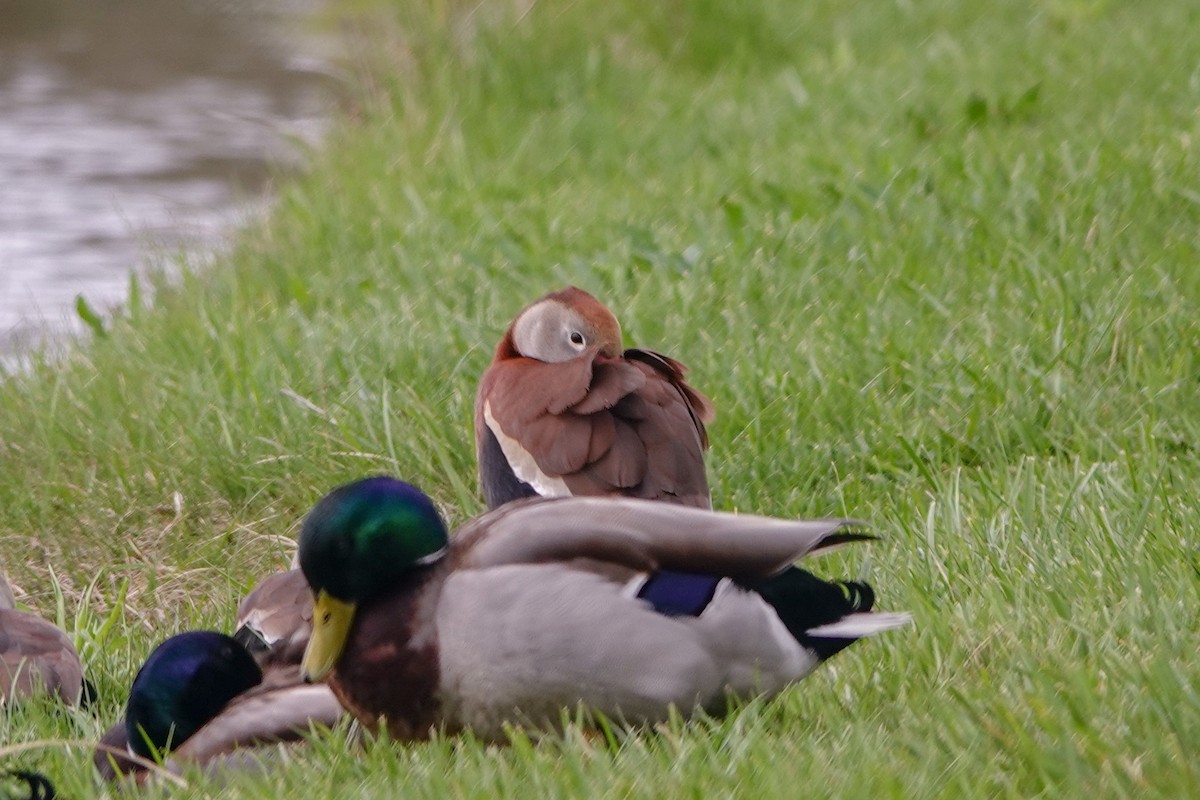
<box><xmin>326</xmin><ymin>566</ymin><xmax>445</xmax><ymax>740</ymax></box>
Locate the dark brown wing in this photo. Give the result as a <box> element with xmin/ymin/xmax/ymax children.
<box><xmin>590</xmin><ymin>348</ymin><xmax>714</xmax><ymax>507</ymax></box>
<box><xmin>476</xmin><ymin>348</ymin><xmax>713</xmax><ymax>508</ymax></box>
<box><xmin>0</xmin><ymin>609</ymin><xmax>84</xmax><ymax>704</ymax></box>
<box><xmin>622</xmin><ymin>348</ymin><xmax>716</xmax><ymax>443</ymax></box>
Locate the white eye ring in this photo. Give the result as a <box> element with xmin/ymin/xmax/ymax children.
<box><xmin>568</xmin><ymin>331</ymin><xmax>586</xmax><ymax>348</ymax></box>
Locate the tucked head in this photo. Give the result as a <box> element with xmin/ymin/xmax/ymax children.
<box><xmin>299</xmin><ymin>477</ymin><xmax>448</xmax><ymax>682</ymax></box>
<box><xmin>507</xmin><ymin>287</ymin><xmax>623</xmax><ymax>362</ymax></box>
<box><xmin>125</xmin><ymin>631</ymin><xmax>262</xmax><ymax>760</ymax></box>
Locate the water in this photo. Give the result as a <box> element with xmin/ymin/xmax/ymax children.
<box><xmin>0</xmin><ymin>0</ymin><xmax>338</xmax><ymax>358</ymax></box>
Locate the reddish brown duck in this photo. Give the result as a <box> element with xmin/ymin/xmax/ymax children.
<box><xmin>476</xmin><ymin>287</ymin><xmax>715</xmax><ymax>509</ymax></box>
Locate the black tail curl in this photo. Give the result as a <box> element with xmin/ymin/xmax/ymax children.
<box><xmin>739</xmin><ymin>567</ymin><xmax>878</xmax><ymax>661</ymax></box>
<box><xmin>4</xmin><ymin>771</ymin><xmax>59</xmax><ymax>800</ymax></box>
<box><xmin>838</xmin><ymin>580</ymin><xmax>876</xmax><ymax>613</ymax></box>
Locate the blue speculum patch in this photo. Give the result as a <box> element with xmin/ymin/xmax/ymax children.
<box><xmin>636</xmin><ymin>570</ymin><xmax>721</xmax><ymax>617</ymax></box>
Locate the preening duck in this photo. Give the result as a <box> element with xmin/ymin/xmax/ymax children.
<box><xmin>476</xmin><ymin>287</ymin><xmax>715</xmax><ymax>509</ymax></box>
<box><xmin>232</xmin><ymin>568</ymin><xmax>312</xmax><ymax>660</ymax></box>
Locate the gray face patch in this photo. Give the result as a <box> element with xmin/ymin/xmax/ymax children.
<box><xmin>512</xmin><ymin>301</ymin><xmax>592</xmax><ymax>363</ymax></box>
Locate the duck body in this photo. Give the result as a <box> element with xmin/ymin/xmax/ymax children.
<box><xmin>433</xmin><ymin>566</ymin><xmax>822</xmax><ymax>737</ymax></box>
<box><xmin>0</xmin><ymin>572</ymin><xmax>86</xmax><ymax>706</ymax></box>
<box><xmin>301</xmin><ymin>480</ymin><xmax>909</xmax><ymax>742</ymax></box>
<box><xmin>476</xmin><ymin>287</ymin><xmax>714</xmax><ymax>509</ymax></box>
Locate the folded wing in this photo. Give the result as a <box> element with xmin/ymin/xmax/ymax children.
<box><xmin>454</xmin><ymin>497</ymin><xmax>870</xmax><ymax>579</ymax></box>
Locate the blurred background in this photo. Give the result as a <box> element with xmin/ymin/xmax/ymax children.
<box><xmin>0</xmin><ymin>0</ymin><xmax>338</xmax><ymax>358</ymax></box>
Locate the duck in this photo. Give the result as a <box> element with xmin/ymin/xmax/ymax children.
<box><xmin>95</xmin><ymin>567</ymin><xmax>343</xmax><ymax>782</ymax></box>
<box><xmin>232</xmin><ymin>568</ymin><xmax>312</xmax><ymax>661</ymax></box>
<box><xmin>0</xmin><ymin>569</ymin><xmax>88</xmax><ymax>706</ymax></box>
<box><xmin>475</xmin><ymin>287</ymin><xmax>715</xmax><ymax>509</ymax></box>
<box><xmin>94</xmin><ymin>630</ymin><xmax>342</xmax><ymax>782</ymax></box>
<box><xmin>298</xmin><ymin>476</ymin><xmax>910</xmax><ymax>741</ymax></box>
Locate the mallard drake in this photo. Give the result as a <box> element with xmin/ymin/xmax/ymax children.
<box><xmin>0</xmin><ymin>570</ymin><xmax>87</xmax><ymax>706</ymax></box>
<box><xmin>299</xmin><ymin>477</ymin><xmax>909</xmax><ymax>741</ymax></box>
<box><xmin>94</xmin><ymin>630</ymin><xmax>341</xmax><ymax>782</ymax></box>
<box><xmin>476</xmin><ymin>287</ymin><xmax>715</xmax><ymax>509</ymax></box>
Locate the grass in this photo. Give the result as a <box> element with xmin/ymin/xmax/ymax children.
<box><xmin>2</xmin><ymin>0</ymin><xmax>1199</xmax><ymax>795</ymax></box>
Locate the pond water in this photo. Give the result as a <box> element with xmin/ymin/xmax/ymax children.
<box><xmin>0</xmin><ymin>0</ymin><xmax>339</xmax><ymax>360</ymax></box>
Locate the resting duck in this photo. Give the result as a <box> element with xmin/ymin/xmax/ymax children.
<box><xmin>232</xmin><ymin>568</ymin><xmax>312</xmax><ymax>660</ymax></box>
<box><xmin>0</xmin><ymin>570</ymin><xmax>88</xmax><ymax>706</ymax></box>
<box><xmin>94</xmin><ymin>630</ymin><xmax>342</xmax><ymax>782</ymax></box>
<box><xmin>299</xmin><ymin>477</ymin><xmax>909</xmax><ymax>741</ymax></box>
<box><xmin>475</xmin><ymin>287</ymin><xmax>715</xmax><ymax>509</ymax></box>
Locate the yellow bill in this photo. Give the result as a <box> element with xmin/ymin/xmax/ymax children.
<box><xmin>300</xmin><ymin>591</ymin><xmax>357</xmax><ymax>683</ymax></box>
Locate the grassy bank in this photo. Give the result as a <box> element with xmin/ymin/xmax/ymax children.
<box><xmin>2</xmin><ymin>0</ymin><xmax>1199</xmax><ymax>796</ymax></box>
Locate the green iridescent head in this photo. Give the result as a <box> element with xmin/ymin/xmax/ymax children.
<box><xmin>298</xmin><ymin>476</ymin><xmax>448</xmax><ymax>605</ymax></box>
<box><xmin>298</xmin><ymin>477</ymin><xmax>449</xmax><ymax>683</ymax></box>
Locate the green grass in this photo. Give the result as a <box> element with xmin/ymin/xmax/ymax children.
<box><xmin>2</xmin><ymin>0</ymin><xmax>1200</xmax><ymax>795</ymax></box>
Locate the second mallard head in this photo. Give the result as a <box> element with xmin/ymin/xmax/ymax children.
<box><xmin>123</xmin><ymin>631</ymin><xmax>262</xmax><ymax>760</ymax></box>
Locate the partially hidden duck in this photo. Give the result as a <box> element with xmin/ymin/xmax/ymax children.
<box><xmin>94</xmin><ymin>630</ymin><xmax>341</xmax><ymax>782</ymax></box>
<box><xmin>299</xmin><ymin>476</ymin><xmax>910</xmax><ymax>741</ymax></box>
<box><xmin>232</xmin><ymin>567</ymin><xmax>312</xmax><ymax>660</ymax></box>
<box><xmin>0</xmin><ymin>569</ymin><xmax>88</xmax><ymax>707</ymax></box>
<box><xmin>476</xmin><ymin>287</ymin><xmax>715</xmax><ymax>509</ymax></box>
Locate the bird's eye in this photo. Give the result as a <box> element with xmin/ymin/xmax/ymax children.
<box><xmin>569</xmin><ymin>331</ymin><xmax>586</xmax><ymax>347</ymax></box>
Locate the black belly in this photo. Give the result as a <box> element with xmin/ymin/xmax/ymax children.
<box><xmin>479</xmin><ymin>426</ymin><xmax>540</xmax><ymax>509</ymax></box>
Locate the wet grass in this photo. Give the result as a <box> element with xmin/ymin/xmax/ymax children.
<box><xmin>2</xmin><ymin>0</ymin><xmax>1199</xmax><ymax>796</ymax></box>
